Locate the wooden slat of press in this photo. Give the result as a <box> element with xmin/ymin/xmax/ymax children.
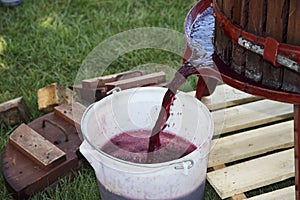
<box><xmin>231</xmin><ymin>0</ymin><xmax>248</xmax><ymax>74</ymax></box>
<box><xmin>212</xmin><ymin>99</ymin><xmax>293</xmax><ymax>135</ymax></box>
<box><xmin>207</xmin><ymin>149</ymin><xmax>295</xmax><ymax>199</ymax></box>
<box><xmin>208</xmin><ymin>120</ymin><xmax>294</xmax><ymax>167</ymax></box>
<box><xmin>262</xmin><ymin>0</ymin><xmax>286</xmax><ymax>89</ymax></box>
<box><xmin>287</xmin><ymin>0</ymin><xmax>300</xmax><ymax>44</ymax></box>
<box><xmin>247</xmin><ymin>186</ymin><xmax>295</xmax><ymax>200</ymax></box>
<box><xmin>188</xmin><ymin>84</ymin><xmax>262</xmax><ymax>111</ymax></box>
<box><xmin>223</xmin><ymin>0</ymin><xmax>235</xmax><ymax>19</ymax></box>
<box><xmin>221</xmin><ymin>0</ymin><xmax>233</xmax><ymax>64</ymax></box>
<box><xmin>216</xmin><ymin>0</ymin><xmax>223</xmax><ymax>9</ymax></box>
<box><xmin>282</xmin><ymin>0</ymin><xmax>300</xmax><ymax>93</ymax></box>
<box><xmin>214</xmin><ymin>0</ymin><xmax>232</xmax><ymax>64</ymax></box>
<box><xmin>244</xmin><ymin>0</ymin><xmax>265</xmax><ymax>82</ymax></box>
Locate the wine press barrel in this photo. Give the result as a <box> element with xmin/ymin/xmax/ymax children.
<box><xmin>214</xmin><ymin>0</ymin><xmax>300</xmax><ymax>94</ymax></box>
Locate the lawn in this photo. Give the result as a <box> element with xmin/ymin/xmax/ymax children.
<box><xmin>0</xmin><ymin>0</ymin><xmax>221</xmax><ymax>199</ymax></box>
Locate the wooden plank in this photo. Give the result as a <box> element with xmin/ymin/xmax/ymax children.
<box><xmin>81</xmin><ymin>70</ymin><xmax>145</xmax><ymax>88</ymax></box>
<box><xmin>265</xmin><ymin>0</ymin><xmax>286</xmax><ymax>40</ymax></box>
<box><xmin>72</xmin><ymin>84</ymin><xmax>106</xmax><ymax>103</ymax></box>
<box><xmin>230</xmin><ymin>193</ymin><xmax>247</xmax><ymax>200</ymax></box>
<box><xmin>208</xmin><ymin>120</ymin><xmax>294</xmax><ymax>167</ymax></box>
<box><xmin>214</xmin><ymin>0</ymin><xmax>232</xmax><ymax>65</ymax></box>
<box><xmin>282</xmin><ymin>0</ymin><xmax>300</xmax><ymax>94</ymax></box>
<box><xmin>247</xmin><ymin>186</ymin><xmax>295</xmax><ymax>200</ymax></box>
<box><xmin>231</xmin><ymin>44</ymin><xmax>246</xmax><ymax>74</ymax></box>
<box><xmin>207</xmin><ymin>149</ymin><xmax>295</xmax><ymax>199</ymax></box>
<box><xmin>54</xmin><ymin>103</ymin><xmax>86</xmax><ymax>128</ymax></box>
<box><xmin>230</xmin><ymin>0</ymin><xmax>248</xmax><ymax>74</ymax></box>
<box><xmin>223</xmin><ymin>0</ymin><xmax>235</xmax><ymax>19</ymax></box>
<box><xmin>9</xmin><ymin>123</ymin><xmax>66</xmax><ymax>169</ymax></box>
<box><xmin>105</xmin><ymin>71</ymin><xmax>166</xmax><ymax>91</ymax></box>
<box><xmin>0</xmin><ymin>97</ymin><xmax>31</xmax><ymax>126</ymax></box>
<box><xmin>262</xmin><ymin>0</ymin><xmax>287</xmax><ymax>89</ymax></box>
<box><xmin>287</xmin><ymin>0</ymin><xmax>300</xmax><ymax>45</ymax></box>
<box><xmin>188</xmin><ymin>84</ymin><xmax>262</xmax><ymax>111</ymax></box>
<box><xmin>212</xmin><ymin>99</ymin><xmax>293</xmax><ymax>135</ymax></box>
<box><xmin>54</xmin><ymin>102</ymin><xmax>86</xmax><ymax>136</ymax></box>
<box><xmin>216</xmin><ymin>0</ymin><xmax>223</xmax><ymax>9</ymax></box>
<box><xmin>245</xmin><ymin>0</ymin><xmax>265</xmax><ymax>82</ymax></box>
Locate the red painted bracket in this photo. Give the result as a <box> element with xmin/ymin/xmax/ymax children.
<box><xmin>263</xmin><ymin>37</ymin><xmax>281</xmax><ymax>67</ymax></box>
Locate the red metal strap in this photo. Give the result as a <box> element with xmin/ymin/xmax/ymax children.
<box><xmin>264</xmin><ymin>37</ymin><xmax>280</xmax><ymax>67</ymax></box>
<box><xmin>212</xmin><ymin>0</ymin><xmax>300</xmax><ymax>65</ymax></box>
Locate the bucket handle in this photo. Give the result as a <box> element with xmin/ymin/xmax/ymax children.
<box><xmin>173</xmin><ymin>159</ymin><xmax>194</xmax><ymax>170</ymax></box>
<box><xmin>173</xmin><ymin>159</ymin><xmax>194</xmax><ymax>175</ymax></box>
<box><xmin>106</xmin><ymin>87</ymin><xmax>121</xmax><ymax>95</ymax></box>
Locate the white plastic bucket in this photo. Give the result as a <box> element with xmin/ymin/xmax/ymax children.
<box><xmin>80</xmin><ymin>87</ymin><xmax>214</xmax><ymax>200</ymax></box>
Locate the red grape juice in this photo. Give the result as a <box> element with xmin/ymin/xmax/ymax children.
<box><xmin>148</xmin><ymin>62</ymin><xmax>197</xmax><ymax>152</ymax></box>
<box><xmin>100</xmin><ymin>130</ymin><xmax>197</xmax><ymax>164</ymax></box>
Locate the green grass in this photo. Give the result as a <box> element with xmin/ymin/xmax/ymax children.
<box><xmin>0</xmin><ymin>0</ymin><xmax>207</xmax><ymax>199</ymax></box>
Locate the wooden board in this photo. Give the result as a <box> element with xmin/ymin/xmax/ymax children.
<box><xmin>208</xmin><ymin>120</ymin><xmax>294</xmax><ymax>167</ymax></box>
<box><xmin>282</xmin><ymin>0</ymin><xmax>300</xmax><ymax>94</ymax></box>
<box><xmin>247</xmin><ymin>186</ymin><xmax>295</xmax><ymax>200</ymax></box>
<box><xmin>9</xmin><ymin>124</ymin><xmax>66</xmax><ymax>169</ymax></box>
<box><xmin>287</xmin><ymin>0</ymin><xmax>300</xmax><ymax>44</ymax></box>
<box><xmin>54</xmin><ymin>103</ymin><xmax>86</xmax><ymax>128</ymax></box>
<box><xmin>207</xmin><ymin>149</ymin><xmax>295</xmax><ymax>199</ymax></box>
<box><xmin>261</xmin><ymin>0</ymin><xmax>286</xmax><ymax>89</ymax></box>
<box><xmin>81</xmin><ymin>70</ymin><xmax>145</xmax><ymax>88</ymax></box>
<box><xmin>74</xmin><ymin>71</ymin><xmax>167</xmax><ymax>103</ymax></box>
<box><xmin>244</xmin><ymin>0</ymin><xmax>265</xmax><ymax>82</ymax></box>
<box><xmin>105</xmin><ymin>71</ymin><xmax>166</xmax><ymax>90</ymax></box>
<box><xmin>212</xmin><ymin>99</ymin><xmax>293</xmax><ymax>135</ymax></box>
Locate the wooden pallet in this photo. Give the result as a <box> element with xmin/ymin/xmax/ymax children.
<box><xmin>189</xmin><ymin>84</ymin><xmax>295</xmax><ymax>199</ymax></box>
